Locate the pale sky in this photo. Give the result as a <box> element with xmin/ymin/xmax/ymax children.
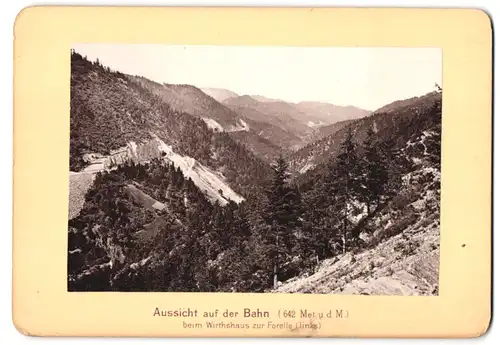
<box><xmin>72</xmin><ymin>44</ymin><xmax>442</xmax><ymax>111</ymax></box>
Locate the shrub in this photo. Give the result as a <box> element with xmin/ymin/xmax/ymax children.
<box><xmin>383</xmin><ymin>213</ymin><xmax>419</xmax><ymax>240</ymax></box>
<box><xmin>391</xmin><ymin>189</ymin><xmax>420</xmax><ymax>211</ymax></box>
<box><xmin>386</xmin><ymin>267</ymin><xmax>394</xmax><ymax>276</ymax></box>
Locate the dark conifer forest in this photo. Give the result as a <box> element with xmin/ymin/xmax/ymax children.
<box><xmin>68</xmin><ymin>50</ymin><xmax>442</xmax><ymax>295</ymax></box>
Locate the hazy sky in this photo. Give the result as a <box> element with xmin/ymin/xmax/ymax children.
<box><xmin>73</xmin><ymin>44</ymin><xmax>442</xmax><ymax>111</ymax></box>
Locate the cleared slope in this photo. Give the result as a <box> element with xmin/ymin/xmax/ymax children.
<box><xmin>68</xmin><ymin>172</ymin><xmax>96</xmax><ymax>220</ymax></box>
<box><xmin>69</xmin><ymin>136</ymin><xmax>245</xmax><ymax>219</ymax></box>
<box><xmin>153</xmin><ymin>137</ymin><xmax>245</xmax><ymax>204</ymax></box>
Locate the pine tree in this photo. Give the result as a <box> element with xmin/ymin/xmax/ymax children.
<box><xmin>166</xmin><ymin>177</ymin><xmax>185</xmax><ymax>218</ymax></box>
<box><xmin>324</xmin><ymin>128</ymin><xmax>362</xmax><ymax>254</ymax></box>
<box><xmin>261</xmin><ymin>155</ymin><xmax>303</xmax><ymax>289</ymax></box>
<box><xmin>213</xmin><ymin>203</ymin><xmax>254</xmax><ymax>292</ymax></box>
<box><xmin>380</xmin><ymin>141</ymin><xmax>414</xmax><ymax>198</ymax></box>
<box><xmin>300</xmin><ymin>185</ymin><xmax>335</xmax><ymax>265</ymax></box>
<box><xmin>361</xmin><ymin>125</ymin><xmax>389</xmax><ymax>213</ymax></box>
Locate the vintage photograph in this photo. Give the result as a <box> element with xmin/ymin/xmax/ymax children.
<box><xmin>68</xmin><ymin>44</ymin><xmax>442</xmax><ymax>295</ymax></box>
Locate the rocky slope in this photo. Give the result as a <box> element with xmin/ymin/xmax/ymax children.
<box><xmin>68</xmin><ymin>172</ymin><xmax>96</xmax><ymax>220</ymax></box>
<box><xmin>275</xmin><ymin>224</ymin><xmax>439</xmax><ymax>295</ymax></box>
<box><xmin>276</xmin><ymin>98</ymin><xmax>441</xmax><ymax>295</ymax></box>
<box><xmin>276</xmin><ymin>169</ymin><xmax>440</xmax><ymax>296</ymax></box>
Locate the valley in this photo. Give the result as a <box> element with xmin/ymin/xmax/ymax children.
<box><xmin>68</xmin><ymin>50</ymin><xmax>441</xmax><ymax>295</ymax></box>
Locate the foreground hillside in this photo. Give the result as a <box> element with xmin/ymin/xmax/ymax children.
<box><xmin>275</xmin><ymin>92</ymin><xmax>442</xmax><ymax>295</ymax></box>
<box><xmin>276</xmin><ymin>223</ymin><xmax>439</xmax><ymax>295</ymax></box>
<box><xmin>276</xmin><ymin>133</ymin><xmax>440</xmax><ymax>295</ymax></box>
<box><xmin>69</xmin><ymin>159</ymin><xmax>222</xmax><ymax>291</ymax></box>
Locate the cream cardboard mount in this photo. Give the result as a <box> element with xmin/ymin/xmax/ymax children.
<box><xmin>12</xmin><ymin>6</ymin><xmax>492</xmax><ymax>338</ymax></box>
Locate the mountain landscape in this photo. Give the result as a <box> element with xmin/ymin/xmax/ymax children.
<box><xmin>68</xmin><ymin>50</ymin><xmax>441</xmax><ymax>295</ymax></box>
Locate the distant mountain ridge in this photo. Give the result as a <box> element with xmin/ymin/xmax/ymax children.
<box><xmin>223</xmin><ymin>94</ymin><xmax>371</xmax><ymax>148</ymax></box>
<box><xmin>201</xmin><ymin>87</ymin><xmax>239</xmax><ymax>102</ymax></box>
<box><xmin>250</xmin><ymin>95</ymin><xmax>282</xmax><ymax>103</ymax></box>
<box><xmin>197</xmin><ymin>86</ymin><xmax>373</xmax><ymax>152</ymax></box>
<box><xmin>126</xmin><ymin>78</ymin><xmax>283</xmax><ymax>162</ymax></box>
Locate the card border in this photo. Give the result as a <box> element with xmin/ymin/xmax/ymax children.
<box><xmin>12</xmin><ymin>6</ymin><xmax>492</xmax><ymax>338</ymax></box>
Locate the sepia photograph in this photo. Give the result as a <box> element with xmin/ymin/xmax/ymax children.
<box><xmin>67</xmin><ymin>44</ymin><xmax>442</xmax><ymax>295</ymax></box>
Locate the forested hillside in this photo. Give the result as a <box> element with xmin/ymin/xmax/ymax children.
<box><xmin>125</xmin><ymin>76</ymin><xmax>290</xmax><ymax>161</ymax></box>
<box><xmin>315</xmin><ymin>119</ymin><xmax>357</xmax><ymax>140</ymax></box>
<box><xmin>295</xmin><ymin>102</ymin><xmax>371</xmax><ymax>127</ymax></box>
<box><xmin>128</xmin><ymin>76</ymin><xmax>242</xmax><ymax>130</ymax></box>
<box><xmin>289</xmin><ymin>91</ymin><xmax>442</xmax><ymax>176</ymax></box>
<box><xmin>70</xmin><ymin>51</ymin><xmax>271</xmax><ymax>199</ymax></box>
<box><xmin>69</xmin><ymin>159</ymin><xmax>254</xmax><ymax>291</ymax></box>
